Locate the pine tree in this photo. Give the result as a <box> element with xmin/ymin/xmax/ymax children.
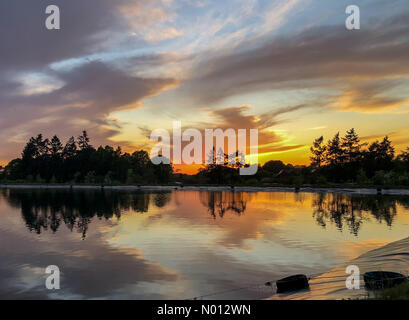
<box><xmin>77</xmin><ymin>130</ymin><xmax>91</xmax><ymax>150</ymax></box>
<box><xmin>34</xmin><ymin>134</ymin><xmax>50</xmax><ymax>156</ymax></box>
<box><xmin>22</xmin><ymin>137</ymin><xmax>39</xmax><ymax>160</ymax></box>
<box><xmin>341</xmin><ymin>128</ymin><xmax>363</xmax><ymax>163</ymax></box>
<box><xmin>326</xmin><ymin>133</ymin><xmax>344</xmax><ymax>166</ymax></box>
<box><xmin>63</xmin><ymin>137</ymin><xmax>77</xmax><ymax>159</ymax></box>
<box><xmin>310</xmin><ymin>136</ymin><xmax>326</xmax><ymax>167</ymax></box>
<box><xmin>397</xmin><ymin>147</ymin><xmax>409</xmax><ymax>171</ymax></box>
<box><xmin>379</xmin><ymin>136</ymin><xmax>395</xmax><ymax>161</ymax></box>
<box><xmin>50</xmin><ymin>135</ymin><xmax>63</xmax><ymax>158</ymax></box>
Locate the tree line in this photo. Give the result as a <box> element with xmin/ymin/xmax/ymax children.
<box><xmin>1</xmin><ymin>128</ymin><xmax>409</xmax><ymax>187</ymax></box>
<box><xmin>0</xmin><ymin>131</ymin><xmax>172</xmax><ymax>184</ymax></box>
<box><xmin>309</xmin><ymin>128</ymin><xmax>409</xmax><ymax>185</ymax></box>
<box><xmin>180</xmin><ymin>128</ymin><xmax>409</xmax><ymax>186</ymax></box>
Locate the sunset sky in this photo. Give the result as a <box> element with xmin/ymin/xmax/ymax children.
<box><xmin>1</xmin><ymin>0</ymin><xmax>409</xmax><ymax>173</ymax></box>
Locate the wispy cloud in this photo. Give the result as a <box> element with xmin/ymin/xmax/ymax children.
<box><xmin>177</xmin><ymin>10</ymin><xmax>409</xmax><ymax>112</ymax></box>
<box><xmin>1</xmin><ymin>0</ymin><xmax>409</xmax><ymax>165</ymax></box>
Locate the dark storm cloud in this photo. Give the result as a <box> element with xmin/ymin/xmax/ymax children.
<box><xmin>181</xmin><ymin>10</ymin><xmax>409</xmax><ymax>109</ymax></box>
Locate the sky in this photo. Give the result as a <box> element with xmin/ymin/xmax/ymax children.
<box><xmin>0</xmin><ymin>0</ymin><xmax>408</xmax><ymax>173</ymax></box>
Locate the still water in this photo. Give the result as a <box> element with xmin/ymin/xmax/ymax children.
<box><xmin>0</xmin><ymin>188</ymin><xmax>408</xmax><ymax>299</ymax></box>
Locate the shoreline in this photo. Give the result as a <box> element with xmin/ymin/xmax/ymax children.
<box><xmin>268</xmin><ymin>236</ymin><xmax>409</xmax><ymax>300</ymax></box>
<box><xmin>1</xmin><ymin>184</ymin><xmax>409</xmax><ymax>195</ymax></box>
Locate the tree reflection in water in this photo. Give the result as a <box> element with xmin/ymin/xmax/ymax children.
<box><xmin>199</xmin><ymin>191</ymin><xmax>247</xmax><ymax>218</ymax></box>
<box><xmin>1</xmin><ymin>188</ymin><xmax>408</xmax><ymax>239</ymax></box>
<box><xmin>312</xmin><ymin>193</ymin><xmax>409</xmax><ymax>236</ymax></box>
<box><xmin>0</xmin><ymin>189</ymin><xmax>171</xmax><ymax>238</ymax></box>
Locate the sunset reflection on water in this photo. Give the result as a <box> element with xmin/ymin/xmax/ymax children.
<box><xmin>0</xmin><ymin>189</ymin><xmax>408</xmax><ymax>299</ymax></box>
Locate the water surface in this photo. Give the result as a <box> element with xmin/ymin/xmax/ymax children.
<box><xmin>1</xmin><ymin>189</ymin><xmax>408</xmax><ymax>299</ymax></box>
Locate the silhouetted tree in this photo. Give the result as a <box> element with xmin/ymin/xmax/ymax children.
<box><xmin>1</xmin><ymin>131</ymin><xmax>174</xmax><ymax>185</ymax></box>
<box><xmin>327</xmin><ymin>132</ymin><xmax>344</xmax><ymax>166</ymax></box>
<box><xmin>341</xmin><ymin>128</ymin><xmax>363</xmax><ymax>163</ymax></box>
<box><xmin>309</xmin><ymin>129</ymin><xmax>408</xmax><ymax>185</ymax></box>
<box><xmin>77</xmin><ymin>130</ymin><xmax>91</xmax><ymax>150</ymax></box>
<box><xmin>310</xmin><ymin>136</ymin><xmax>326</xmax><ymax>168</ymax></box>
<box><xmin>397</xmin><ymin>147</ymin><xmax>409</xmax><ymax>171</ymax></box>
<box><xmin>363</xmin><ymin>136</ymin><xmax>395</xmax><ymax>177</ymax></box>
<box><xmin>1</xmin><ymin>128</ymin><xmax>409</xmax><ymax>187</ymax></box>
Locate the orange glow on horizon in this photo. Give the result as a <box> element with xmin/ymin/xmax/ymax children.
<box><xmin>172</xmin><ymin>151</ymin><xmax>310</xmax><ymax>175</ymax></box>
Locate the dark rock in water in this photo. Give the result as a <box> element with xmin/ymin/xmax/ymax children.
<box><xmin>377</xmin><ymin>188</ymin><xmax>382</xmax><ymax>194</ymax></box>
<box><xmin>364</xmin><ymin>271</ymin><xmax>406</xmax><ymax>290</ymax></box>
<box><xmin>276</xmin><ymin>274</ymin><xmax>309</xmax><ymax>293</ymax></box>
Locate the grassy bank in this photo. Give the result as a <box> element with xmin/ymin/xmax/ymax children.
<box><xmin>371</xmin><ymin>281</ymin><xmax>409</xmax><ymax>300</ymax></box>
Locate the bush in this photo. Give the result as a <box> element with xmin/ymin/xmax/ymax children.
<box><xmin>292</xmin><ymin>175</ymin><xmax>303</xmax><ymax>187</ymax></box>
<box><xmin>84</xmin><ymin>171</ymin><xmax>96</xmax><ymax>184</ymax></box>
<box><xmin>35</xmin><ymin>174</ymin><xmax>45</xmax><ymax>184</ymax></box>
<box><xmin>373</xmin><ymin>281</ymin><xmax>409</xmax><ymax>300</ymax></box>
<box><xmin>396</xmin><ymin>173</ymin><xmax>409</xmax><ymax>186</ymax></box>
<box><xmin>373</xmin><ymin>171</ymin><xmax>386</xmax><ymax>185</ymax></box>
<box><xmin>260</xmin><ymin>177</ymin><xmax>274</xmax><ymax>184</ymax></box>
<box><xmin>246</xmin><ymin>178</ymin><xmax>259</xmax><ymax>186</ymax></box>
<box><xmin>317</xmin><ymin>175</ymin><xmax>328</xmax><ymax>185</ymax></box>
<box><xmin>356</xmin><ymin>168</ymin><xmax>368</xmax><ymax>185</ymax></box>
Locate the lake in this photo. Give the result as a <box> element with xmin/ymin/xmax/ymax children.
<box><xmin>0</xmin><ymin>188</ymin><xmax>408</xmax><ymax>299</ymax></box>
